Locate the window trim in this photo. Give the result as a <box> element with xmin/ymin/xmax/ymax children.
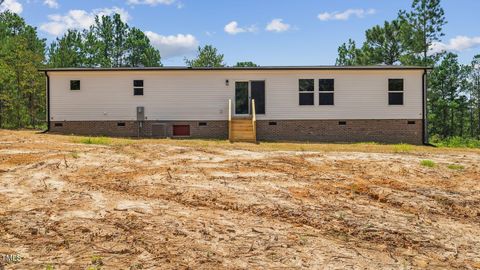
<box><xmin>298</xmin><ymin>79</ymin><xmax>314</xmax><ymax>106</ymax></box>
<box><xmin>70</xmin><ymin>80</ymin><xmax>80</xmax><ymax>91</ymax></box>
<box><xmin>133</xmin><ymin>80</ymin><xmax>144</xmax><ymax>96</ymax></box>
<box><xmin>388</xmin><ymin>78</ymin><xmax>404</xmax><ymax>106</ymax></box>
<box><xmin>319</xmin><ymin>79</ymin><xmax>334</xmax><ymax>106</ymax></box>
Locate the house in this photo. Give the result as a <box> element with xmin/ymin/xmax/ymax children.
<box><xmin>40</xmin><ymin>66</ymin><xmax>428</xmax><ymax>144</ymax></box>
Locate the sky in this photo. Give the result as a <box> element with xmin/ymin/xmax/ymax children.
<box><xmin>1</xmin><ymin>0</ymin><xmax>479</xmax><ymax>66</ymax></box>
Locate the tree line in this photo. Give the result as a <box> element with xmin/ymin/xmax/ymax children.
<box><xmin>335</xmin><ymin>0</ymin><xmax>480</xmax><ymax>140</ymax></box>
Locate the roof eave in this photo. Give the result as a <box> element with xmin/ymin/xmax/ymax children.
<box><xmin>39</xmin><ymin>66</ymin><xmax>432</xmax><ymax>72</ymax></box>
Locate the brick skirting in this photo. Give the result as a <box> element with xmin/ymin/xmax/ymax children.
<box><xmin>257</xmin><ymin>119</ymin><xmax>423</xmax><ymax>144</ymax></box>
<box><xmin>50</xmin><ymin>119</ymin><xmax>422</xmax><ymax>144</ymax></box>
<box><xmin>50</xmin><ymin>121</ymin><xmax>228</xmax><ymax>139</ymax></box>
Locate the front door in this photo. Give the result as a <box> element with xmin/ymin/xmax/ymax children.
<box><xmin>235</xmin><ymin>82</ymin><xmax>249</xmax><ymax>115</ymax></box>
<box><xmin>235</xmin><ymin>81</ymin><xmax>265</xmax><ymax>115</ymax></box>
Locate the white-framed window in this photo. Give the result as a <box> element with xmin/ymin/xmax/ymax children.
<box><xmin>70</xmin><ymin>80</ymin><xmax>80</xmax><ymax>90</ymax></box>
<box><xmin>388</xmin><ymin>79</ymin><xmax>404</xmax><ymax>105</ymax></box>
<box><xmin>299</xmin><ymin>79</ymin><xmax>314</xmax><ymax>105</ymax></box>
<box><xmin>319</xmin><ymin>79</ymin><xmax>334</xmax><ymax>105</ymax></box>
<box><xmin>134</xmin><ymin>80</ymin><xmax>144</xmax><ymax>96</ymax></box>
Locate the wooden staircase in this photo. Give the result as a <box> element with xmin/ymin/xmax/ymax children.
<box><xmin>230</xmin><ymin>118</ymin><xmax>256</xmax><ymax>142</ymax></box>
<box><xmin>228</xmin><ymin>99</ymin><xmax>257</xmax><ymax>143</ymax></box>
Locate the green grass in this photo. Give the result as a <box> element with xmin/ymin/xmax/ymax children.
<box><xmin>447</xmin><ymin>164</ymin><xmax>465</xmax><ymax>170</ymax></box>
<box><xmin>420</xmin><ymin>160</ymin><xmax>436</xmax><ymax>168</ymax></box>
<box><xmin>431</xmin><ymin>136</ymin><xmax>480</xmax><ymax>148</ymax></box>
<box><xmin>393</xmin><ymin>143</ymin><xmax>413</xmax><ymax>153</ymax></box>
<box><xmin>73</xmin><ymin>136</ymin><xmax>134</xmax><ymax>146</ymax></box>
<box><xmin>77</xmin><ymin>137</ymin><xmax>112</xmax><ymax>145</ymax></box>
<box><xmin>87</xmin><ymin>255</ymin><xmax>103</xmax><ymax>270</ymax></box>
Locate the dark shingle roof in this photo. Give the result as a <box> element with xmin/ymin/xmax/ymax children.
<box><xmin>39</xmin><ymin>65</ymin><xmax>430</xmax><ymax>72</ymax></box>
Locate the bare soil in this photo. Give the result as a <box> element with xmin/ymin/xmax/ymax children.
<box><xmin>0</xmin><ymin>130</ymin><xmax>479</xmax><ymax>269</ymax></box>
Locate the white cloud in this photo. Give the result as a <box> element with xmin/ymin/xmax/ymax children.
<box><xmin>43</xmin><ymin>0</ymin><xmax>59</xmax><ymax>9</ymax></box>
<box><xmin>205</xmin><ymin>31</ymin><xmax>215</xmax><ymax>37</ymax></box>
<box><xmin>318</xmin><ymin>8</ymin><xmax>376</xmax><ymax>21</ymax></box>
<box><xmin>224</xmin><ymin>21</ymin><xmax>256</xmax><ymax>35</ymax></box>
<box><xmin>40</xmin><ymin>7</ymin><xmax>131</xmax><ymax>36</ymax></box>
<box><xmin>0</xmin><ymin>0</ymin><xmax>23</xmax><ymax>14</ymax></box>
<box><xmin>430</xmin><ymin>36</ymin><xmax>480</xmax><ymax>54</ymax></box>
<box><xmin>126</xmin><ymin>0</ymin><xmax>175</xmax><ymax>6</ymax></box>
<box><xmin>266</xmin><ymin>19</ymin><xmax>290</xmax><ymax>33</ymax></box>
<box><xmin>145</xmin><ymin>31</ymin><xmax>198</xmax><ymax>58</ymax></box>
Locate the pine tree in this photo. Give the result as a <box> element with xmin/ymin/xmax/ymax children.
<box><xmin>399</xmin><ymin>0</ymin><xmax>446</xmax><ymax>66</ymax></box>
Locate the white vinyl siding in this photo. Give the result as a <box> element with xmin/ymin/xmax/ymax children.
<box><xmin>48</xmin><ymin>69</ymin><xmax>423</xmax><ymax>121</ymax></box>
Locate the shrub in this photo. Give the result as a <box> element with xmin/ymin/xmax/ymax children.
<box><xmin>430</xmin><ymin>136</ymin><xmax>480</xmax><ymax>148</ymax></box>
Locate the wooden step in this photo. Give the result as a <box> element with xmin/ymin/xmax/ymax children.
<box><xmin>231</xmin><ymin>122</ymin><xmax>252</xmax><ymax>126</ymax></box>
<box><xmin>231</xmin><ymin>132</ymin><xmax>255</xmax><ymax>138</ymax></box>
<box><xmin>232</xmin><ymin>127</ymin><xmax>253</xmax><ymax>131</ymax></box>
<box><xmin>229</xmin><ymin>118</ymin><xmax>256</xmax><ymax>143</ymax></box>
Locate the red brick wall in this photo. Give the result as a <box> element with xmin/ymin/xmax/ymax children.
<box><xmin>50</xmin><ymin>121</ymin><xmax>228</xmax><ymax>139</ymax></box>
<box><xmin>257</xmin><ymin>119</ymin><xmax>423</xmax><ymax>144</ymax></box>
<box><xmin>50</xmin><ymin>119</ymin><xmax>423</xmax><ymax>144</ymax></box>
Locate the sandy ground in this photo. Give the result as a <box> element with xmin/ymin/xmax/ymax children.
<box><xmin>0</xmin><ymin>130</ymin><xmax>479</xmax><ymax>269</ymax></box>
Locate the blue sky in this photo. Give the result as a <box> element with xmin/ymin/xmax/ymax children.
<box><xmin>2</xmin><ymin>0</ymin><xmax>480</xmax><ymax>66</ymax></box>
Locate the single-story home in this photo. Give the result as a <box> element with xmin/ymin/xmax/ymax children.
<box><xmin>40</xmin><ymin>66</ymin><xmax>428</xmax><ymax>144</ymax></box>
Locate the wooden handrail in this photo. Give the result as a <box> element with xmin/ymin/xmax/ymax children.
<box><xmin>228</xmin><ymin>99</ymin><xmax>232</xmax><ymax>142</ymax></box>
<box><xmin>251</xmin><ymin>99</ymin><xmax>257</xmax><ymax>143</ymax></box>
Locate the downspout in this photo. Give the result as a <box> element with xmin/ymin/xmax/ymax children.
<box><xmin>422</xmin><ymin>69</ymin><xmax>428</xmax><ymax>145</ymax></box>
<box><xmin>43</xmin><ymin>71</ymin><xmax>50</xmax><ymax>133</ymax></box>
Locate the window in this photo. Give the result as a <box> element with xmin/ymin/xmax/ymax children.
<box><xmin>117</xmin><ymin>122</ymin><xmax>126</xmax><ymax>127</ymax></box>
<box><xmin>269</xmin><ymin>121</ymin><xmax>277</xmax><ymax>126</ymax></box>
<box><xmin>299</xmin><ymin>79</ymin><xmax>314</xmax><ymax>105</ymax></box>
<box><xmin>408</xmin><ymin>121</ymin><xmax>416</xmax><ymax>125</ymax></box>
<box><xmin>54</xmin><ymin>123</ymin><xmax>63</xmax><ymax>127</ymax></box>
<box><xmin>388</xmin><ymin>79</ymin><xmax>404</xmax><ymax>105</ymax></box>
<box><xmin>198</xmin><ymin>122</ymin><xmax>207</xmax><ymax>126</ymax></box>
<box><xmin>338</xmin><ymin>121</ymin><xmax>347</xmax><ymax>126</ymax></box>
<box><xmin>70</xmin><ymin>80</ymin><xmax>80</xmax><ymax>90</ymax></box>
<box><xmin>319</xmin><ymin>79</ymin><xmax>334</xmax><ymax>105</ymax></box>
<box><xmin>134</xmin><ymin>80</ymin><xmax>144</xmax><ymax>96</ymax></box>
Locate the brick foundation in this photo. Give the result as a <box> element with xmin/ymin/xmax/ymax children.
<box><xmin>50</xmin><ymin>121</ymin><xmax>228</xmax><ymax>139</ymax></box>
<box><xmin>257</xmin><ymin>119</ymin><xmax>423</xmax><ymax>144</ymax></box>
<box><xmin>50</xmin><ymin>119</ymin><xmax>422</xmax><ymax>144</ymax></box>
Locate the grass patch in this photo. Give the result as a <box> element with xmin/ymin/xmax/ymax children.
<box><xmin>393</xmin><ymin>143</ymin><xmax>413</xmax><ymax>153</ymax></box>
<box><xmin>78</xmin><ymin>137</ymin><xmax>112</xmax><ymax>145</ymax></box>
<box><xmin>447</xmin><ymin>164</ymin><xmax>465</xmax><ymax>170</ymax></box>
<box><xmin>354</xmin><ymin>142</ymin><xmax>379</xmax><ymax>145</ymax></box>
<box><xmin>420</xmin><ymin>160</ymin><xmax>436</xmax><ymax>168</ymax></box>
<box><xmin>70</xmin><ymin>151</ymin><xmax>80</xmax><ymax>159</ymax></box>
<box><xmin>87</xmin><ymin>255</ymin><xmax>103</xmax><ymax>270</ymax></box>
<box><xmin>72</xmin><ymin>136</ymin><xmax>134</xmax><ymax>146</ymax></box>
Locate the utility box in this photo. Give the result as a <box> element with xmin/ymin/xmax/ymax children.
<box><xmin>151</xmin><ymin>123</ymin><xmax>167</xmax><ymax>138</ymax></box>
<box><xmin>136</xmin><ymin>106</ymin><xmax>145</xmax><ymax>121</ymax></box>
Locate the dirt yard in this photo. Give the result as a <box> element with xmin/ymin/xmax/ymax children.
<box><xmin>0</xmin><ymin>130</ymin><xmax>479</xmax><ymax>269</ymax></box>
